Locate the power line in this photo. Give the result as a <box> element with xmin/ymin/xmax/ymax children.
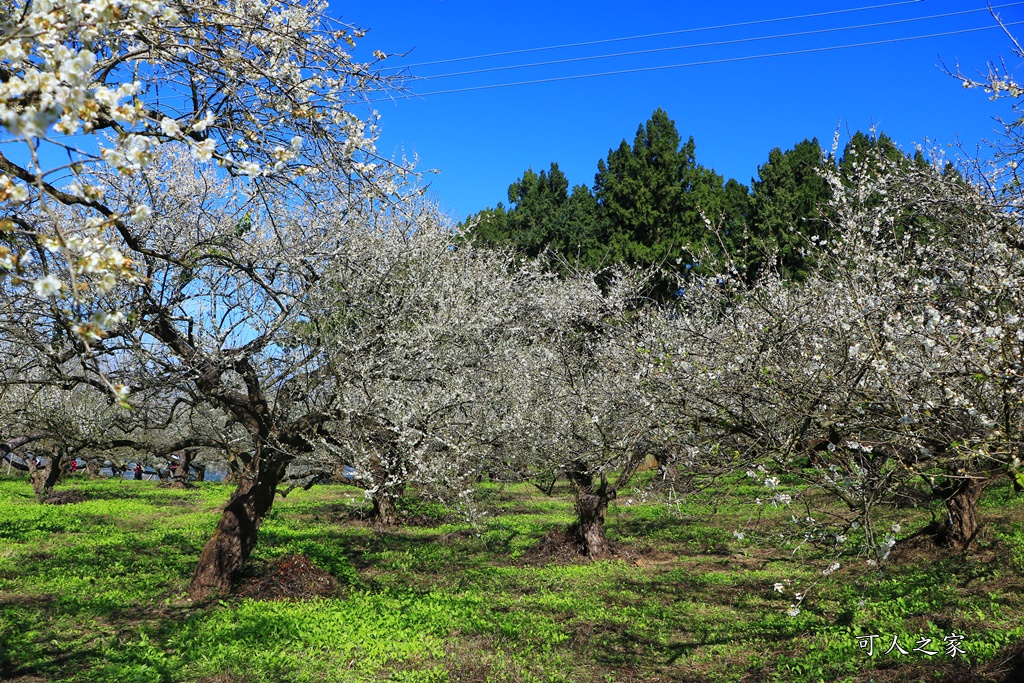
<box><xmin>384</xmin><ymin>0</ymin><xmax>929</xmax><ymax>70</ymax></box>
<box><xmin>411</xmin><ymin>4</ymin><xmax>1019</xmax><ymax>82</ymax></box>
<box><xmin>370</xmin><ymin>22</ymin><xmax>1023</xmax><ymax>102</ymax></box>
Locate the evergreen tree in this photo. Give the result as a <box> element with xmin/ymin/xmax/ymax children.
<box><xmin>505</xmin><ymin>164</ymin><xmax>570</xmax><ymax>256</ymax></box>
<box><xmin>462</xmin><ymin>205</ymin><xmax>510</xmax><ymax>246</ymax></box>
<box><xmin>750</xmin><ymin>138</ymin><xmax>833</xmax><ymax>281</ymax></box>
<box><xmin>593</xmin><ymin>108</ymin><xmax>712</xmax><ymax>266</ymax></box>
<box><xmin>838</xmin><ymin>130</ymin><xmax>906</xmax><ymax>180</ymax></box>
<box><xmin>591</xmin><ymin>108</ymin><xmax>751</xmax><ymax>296</ymax></box>
<box><xmin>559</xmin><ymin>184</ymin><xmax>603</xmax><ymax>267</ymax></box>
<box><xmin>461</xmin><ymin>163</ymin><xmax>599</xmax><ymax>266</ymax></box>
<box><xmin>466</xmin><ymin>110</ymin><xmax>753</xmax><ymax>289</ymax></box>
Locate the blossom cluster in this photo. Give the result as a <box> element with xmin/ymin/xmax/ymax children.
<box><xmin>0</xmin><ymin>0</ymin><xmax>394</xmax><ymax>361</ymax></box>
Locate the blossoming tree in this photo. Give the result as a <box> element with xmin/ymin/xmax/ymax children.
<box><xmin>483</xmin><ymin>267</ymin><xmax>689</xmax><ymax>559</ymax></box>
<box><xmin>666</xmin><ymin>147</ymin><xmax>1023</xmax><ymax>564</ymax></box>
<box><xmin>0</xmin><ymin>0</ymin><xmax>398</xmax><ymax>387</ymax></box>
<box><xmin>281</xmin><ymin>211</ymin><xmax>588</xmax><ymax>529</ymax></box>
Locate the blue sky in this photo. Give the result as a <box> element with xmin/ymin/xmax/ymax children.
<box><xmin>340</xmin><ymin>0</ymin><xmax>1024</xmax><ymax>222</ymax></box>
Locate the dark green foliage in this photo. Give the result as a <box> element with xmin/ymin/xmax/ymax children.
<box><xmin>462</xmin><ymin>110</ymin><xmax>752</xmax><ymax>291</ymax></box>
<box><xmin>462</xmin><ymin>163</ymin><xmax>600</xmax><ymax>266</ymax></box>
<box><xmin>838</xmin><ymin>130</ymin><xmax>907</xmax><ymax>180</ymax></box>
<box><xmin>462</xmin><ymin>204</ymin><xmax>509</xmax><ymax>246</ymax></box>
<box><xmin>504</xmin><ymin>163</ymin><xmax>570</xmax><ymax>256</ymax></box>
<box><xmin>593</xmin><ymin>110</ymin><xmax>696</xmax><ymax>266</ymax></box>
<box><xmin>463</xmin><ymin>118</ymin><xmax>965</xmax><ymax>289</ymax></box>
<box><xmin>592</xmin><ymin>108</ymin><xmax>744</xmax><ymax>273</ymax></box>
<box><xmin>749</xmin><ymin>138</ymin><xmax>833</xmax><ymax>281</ymax></box>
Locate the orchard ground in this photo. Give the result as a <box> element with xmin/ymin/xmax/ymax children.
<box><xmin>1</xmin><ymin>473</ymin><xmax>1022</xmax><ymax>683</ymax></box>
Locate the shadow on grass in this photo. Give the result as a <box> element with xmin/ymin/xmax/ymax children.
<box><xmin>609</xmin><ymin>513</ymin><xmax>735</xmax><ymax>551</ymax></box>
<box><xmin>567</xmin><ymin>615</ymin><xmax>800</xmax><ymax>672</ymax></box>
<box><xmin>0</xmin><ymin>590</ymin><xmax>202</xmax><ymax>681</ymax></box>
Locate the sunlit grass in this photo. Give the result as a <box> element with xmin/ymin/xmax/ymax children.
<box><xmin>0</xmin><ymin>474</ymin><xmax>1022</xmax><ymax>682</ymax></box>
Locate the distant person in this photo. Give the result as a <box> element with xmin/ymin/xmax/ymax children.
<box><xmin>69</xmin><ymin>459</ymin><xmax>78</xmax><ymax>473</ymax></box>
<box><xmin>134</xmin><ymin>464</ymin><xmax>143</xmax><ymax>481</ymax></box>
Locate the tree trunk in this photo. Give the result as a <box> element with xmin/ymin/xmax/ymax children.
<box><xmin>85</xmin><ymin>458</ymin><xmax>101</xmax><ymax>478</ymax></box>
<box><xmin>365</xmin><ymin>453</ymin><xmax>404</xmax><ymax>529</ymax></box>
<box><xmin>193</xmin><ymin>464</ymin><xmax>206</xmax><ymax>482</ymax></box>
<box><xmin>939</xmin><ymin>478</ymin><xmax>985</xmax><ymax>551</ymax></box>
<box><xmin>25</xmin><ymin>456</ymin><xmax>41</xmax><ymax>494</ymax></box>
<box><xmin>188</xmin><ymin>449</ymin><xmax>288</xmax><ymax>599</ymax></box>
<box><xmin>170</xmin><ymin>450</ymin><xmax>195</xmax><ymax>489</ymax></box>
<box><xmin>370</xmin><ymin>489</ymin><xmax>400</xmax><ymax>529</ymax></box>
<box><xmin>566</xmin><ymin>465</ymin><xmax>614</xmax><ymax>559</ymax></box>
<box><xmin>28</xmin><ymin>452</ymin><xmax>63</xmax><ymax>501</ymax></box>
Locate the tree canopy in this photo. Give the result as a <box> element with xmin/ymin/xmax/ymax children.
<box><xmin>460</xmin><ymin>111</ymin><xmax>966</xmax><ymax>289</ymax></box>
<box><xmin>464</xmin><ymin>109</ymin><xmax>749</xmax><ymax>287</ymax></box>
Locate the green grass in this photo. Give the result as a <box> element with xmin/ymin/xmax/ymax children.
<box><xmin>1</xmin><ymin>474</ymin><xmax>1022</xmax><ymax>682</ymax></box>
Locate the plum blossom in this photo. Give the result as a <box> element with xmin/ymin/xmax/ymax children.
<box><xmin>32</xmin><ymin>274</ymin><xmax>63</xmax><ymax>297</ymax></box>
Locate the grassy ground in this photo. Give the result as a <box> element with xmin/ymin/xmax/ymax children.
<box><xmin>0</xmin><ymin>473</ymin><xmax>1022</xmax><ymax>683</ymax></box>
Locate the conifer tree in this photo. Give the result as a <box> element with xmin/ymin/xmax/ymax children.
<box><xmin>592</xmin><ymin>108</ymin><xmax>749</xmax><ymax>294</ymax></box>
<box><xmin>462</xmin><ymin>163</ymin><xmax>599</xmax><ymax>266</ymax></box>
<box><xmin>750</xmin><ymin>138</ymin><xmax>833</xmax><ymax>280</ymax></box>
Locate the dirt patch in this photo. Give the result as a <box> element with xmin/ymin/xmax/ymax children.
<box><xmin>41</xmin><ymin>489</ymin><xmax>86</xmax><ymax>505</ymax></box>
<box><xmin>235</xmin><ymin>555</ymin><xmax>339</xmax><ymax>601</ymax></box>
<box><xmin>618</xmin><ymin>544</ymin><xmax>687</xmax><ymax>569</ymax></box>
<box><xmin>330</xmin><ymin>504</ymin><xmax>450</xmax><ymax>529</ymax></box>
<box><xmin>519</xmin><ymin>527</ymin><xmax>591</xmax><ymax>565</ymax></box>
<box><xmin>959</xmin><ymin>637</ymin><xmax>1024</xmax><ymax>683</ymax></box>
<box><xmin>438</xmin><ymin>529</ymin><xmax>476</xmax><ymax>545</ymax></box>
<box><xmin>520</xmin><ymin>529</ymin><xmax>692</xmax><ymax>568</ymax></box>
<box><xmin>887</xmin><ymin>521</ymin><xmax>1007</xmax><ymax>567</ymax></box>
<box><xmin>886</xmin><ymin>526</ymin><xmax>949</xmax><ymax>565</ymax></box>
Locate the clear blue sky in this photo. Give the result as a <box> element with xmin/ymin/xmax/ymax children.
<box><xmin>340</xmin><ymin>0</ymin><xmax>1024</xmax><ymax>222</ymax></box>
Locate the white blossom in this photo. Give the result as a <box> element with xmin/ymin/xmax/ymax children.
<box><xmin>32</xmin><ymin>274</ymin><xmax>63</xmax><ymax>297</ymax></box>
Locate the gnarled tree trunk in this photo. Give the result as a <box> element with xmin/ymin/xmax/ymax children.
<box><xmin>938</xmin><ymin>477</ymin><xmax>986</xmax><ymax>551</ymax></box>
<box><xmin>365</xmin><ymin>452</ymin><xmax>404</xmax><ymax>529</ymax></box>
<box><xmin>188</xmin><ymin>447</ymin><xmax>289</xmax><ymax>599</ymax></box>
<box><xmin>170</xmin><ymin>449</ymin><xmax>195</xmax><ymax>489</ymax></box>
<box><xmin>370</xmin><ymin>489</ymin><xmax>400</xmax><ymax>529</ymax></box>
<box><xmin>566</xmin><ymin>464</ymin><xmax>614</xmax><ymax>559</ymax></box>
<box><xmin>28</xmin><ymin>450</ymin><xmax>63</xmax><ymax>501</ymax></box>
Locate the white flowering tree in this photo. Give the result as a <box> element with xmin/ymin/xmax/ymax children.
<box><xmin>820</xmin><ymin>153</ymin><xmax>1022</xmax><ymax>548</ymax></box>
<box><xmin>0</xmin><ymin>135</ymin><xmax>407</xmax><ymax>599</ymax></box>
<box><xmin>667</xmin><ymin>149</ymin><xmax>1022</xmax><ymax>563</ymax></box>
<box><xmin>0</xmin><ymin>0</ymin><xmax>422</xmax><ymax>597</ymax></box>
<box><xmin>0</xmin><ymin>354</ymin><xmax>235</xmax><ymax>496</ymax></box>
<box><xmin>282</xmin><ymin>211</ymin><xmax>578</xmax><ymax>529</ymax></box>
<box><xmin>484</xmin><ymin>268</ymin><xmax>681</xmax><ymax>559</ymax></box>
<box><xmin>632</xmin><ymin>148</ymin><xmax>1022</xmax><ymax>615</ymax></box>
<box><xmin>0</xmin><ymin>0</ymin><xmax>399</xmax><ymax>390</ymax></box>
